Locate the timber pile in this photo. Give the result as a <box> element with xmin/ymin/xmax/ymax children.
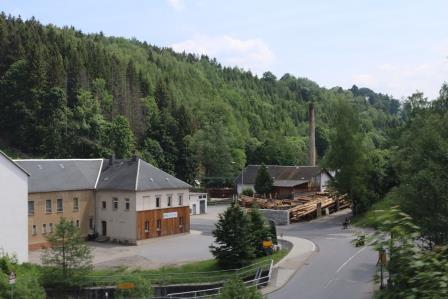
<box><xmin>240</xmin><ymin>191</ymin><xmax>350</xmax><ymax>223</ymax></box>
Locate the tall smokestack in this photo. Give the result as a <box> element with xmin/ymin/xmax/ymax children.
<box><xmin>308</xmin><ymin>103</ymin><xmax>316</xmax><ymax>166</ymax></box>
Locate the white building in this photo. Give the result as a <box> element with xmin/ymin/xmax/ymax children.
<box><xmin>0</xmin><ymin>151</ymin><xmax>29</xmax><ymax>262</ymax></box>
<box><xmin>95</xmin><ymin>157</ymin><xmax>191</xmax><ymax>244</ymax></box>
<box><xmin>188</xmin><ymin>193</ymin><xmax>208</xmax><ymax>215</ymax></box>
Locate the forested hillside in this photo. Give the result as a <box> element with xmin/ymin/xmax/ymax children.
<box><xmin>0</xmin><ymin>13</ymin><xmax>401</xmax><ymax>183</ymax></box>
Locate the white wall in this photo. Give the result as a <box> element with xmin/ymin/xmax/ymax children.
<box><xmin>237</xmin><ymin>184</ymin><xmax>255</xmax><ymax>195</ymax></box>
<box><xmin>135</xmin><ymin>189</ymin><xmax>189</xmax><ymax>211</ymax></box>
<box><xmin>189</xmin><ymin>193</ymin><xmax>207</xmax><ymax>215</ymax></box>
<box><xmin>95</xmin><ymin>191</ymin><xmax>137</xmax><ymax>242</ymax></box>
<box><xmin>0</xmin><ymin>154</ymin><xmax>28</xmax><ymax>262</ymax></box>
<box><xmin>320</xmin><ymin>172</ymin><xmax>332</xmax><ymax>192</ymax></box>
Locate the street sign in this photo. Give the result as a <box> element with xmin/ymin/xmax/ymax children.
<box><xmin>117</xmin><ymin>282</ymin><xmax>135</xmax><ymax>289</ymax></box>
<box><xmin>263</xmin><ymin>240</ymin><xmax>273</xmax><ymax>248</ymax></box>
<box><xmin>8</xmin><ymin>272</ymin><xmax>16</xmax><ymax>285</ymax></box>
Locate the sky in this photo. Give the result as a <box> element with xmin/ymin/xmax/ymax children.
<box><xmin>1</xmin><ymin>0</ymin><xmax>447</xmax><ymax>99</ymax></box>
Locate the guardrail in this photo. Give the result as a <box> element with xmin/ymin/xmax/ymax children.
<box><xmin>163</xmin><ymin>259</ymin><xmax>274</xmax><ymax>298</ymax></box>
<box><xmin>74</xmin><ymin>258</ymin><xmax>273</xmax><ymax>288</ymax></box>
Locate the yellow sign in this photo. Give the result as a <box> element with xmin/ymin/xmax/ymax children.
<box><xmin>263</xmin><ymin>240</ymin><xmax>273</xmax><ymax>248</ymax></box>
<box><xmin>117</xmin><ymin>282</ymin><xmax>135</xmax><ymax>289</ymax></box>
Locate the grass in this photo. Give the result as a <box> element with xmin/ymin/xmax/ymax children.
<box><xmin>352</xmin><ymin>193</ymin><xmax>398</xmax><ymax>228</ymax></box>
<box><xmin>84</xmin><ymin>249</ymin><xmax>289</xmax><ymax>286</ymax></box>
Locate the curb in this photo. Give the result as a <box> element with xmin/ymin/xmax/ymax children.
<box><xmin>262</xmin><ymin>236</ymin><xmax>317</xmax><ymax>295</ymax></box>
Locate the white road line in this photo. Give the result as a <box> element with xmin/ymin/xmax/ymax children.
<box><xmin>336</xmin><ymin>246</ymin><xmax>367</xmax><ymax>273</ymax></box>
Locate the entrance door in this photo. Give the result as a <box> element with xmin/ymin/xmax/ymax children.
<box><xmin>101</xmin><ymin>221</ymin><xmax>107</xmax><ymax>236</ymax></box>
<box><xmin>156</xmin><ymin>219</ymin><xmax>162</xmax><ymax>237</ymax></box>
<box><xmin>200</xmin><ymin>200</ymin><xmax>206</xmax><ymax>214</ymax></box>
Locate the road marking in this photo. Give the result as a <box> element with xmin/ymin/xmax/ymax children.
<box><xmin>336</xmin><ymin>247</ymin><xmax>367</xmax><ymax>273</ymax></box>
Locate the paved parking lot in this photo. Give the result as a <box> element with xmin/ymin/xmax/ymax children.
<box><xmin>29</xmin><ymin>204</ymin><xmax>230</xmax><ymax>269</ymax></box>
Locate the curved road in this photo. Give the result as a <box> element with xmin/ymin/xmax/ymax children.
<box><xmin>269</xmin><ymin>210</ymin><xmax>377</xmax><ymax>299</ymax></box>
<box><xmin>191</xmin><ymin>206</ymin><xmax>377</xmax><ymax>299</ymax></box>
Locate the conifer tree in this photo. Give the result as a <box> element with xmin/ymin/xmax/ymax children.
<box><xmin>254</xmin><ymin>164</ymin><xmax>273</xmax><ymax>197</ymax></box>
<box><xmin>210</xmin><ymin>203</ymin><xmax>255</xmax><ymax>269</ymax></box>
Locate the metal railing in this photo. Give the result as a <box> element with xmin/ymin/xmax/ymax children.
<box><xmin>163</xmin><ymin>259</ymin><xmax>274</xmax><ymax>298</ymax></box>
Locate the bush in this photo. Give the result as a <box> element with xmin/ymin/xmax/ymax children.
<box><xmin>217</xmin><ymin>276</ymin><xmax>262</xmax><ymax>299</ymax></box>
<box><xmin>242</xmin><ymin>188</ymin><xmax>254</xmax><ymax>197</ymax></box>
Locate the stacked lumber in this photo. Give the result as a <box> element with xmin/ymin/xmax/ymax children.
<box><xmin>240</xmin><ymin>192</ymin><xmax>351</xmax><ymax>223</ymax></box>
<box><xmin>289</xmin><ymin>196</ymin><xmax>336</xmax><ymax>222</ymax></box>
<box><xmin>239</xmin><ymin>196</ymin><xmax>292</xmax><ymax>210</ymax></box>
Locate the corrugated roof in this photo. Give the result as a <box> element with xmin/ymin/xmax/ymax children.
<box><xmin>272</xmin><ymin>179</ymin><xmax>308</xmax><ymax>187</ymax></box>
<box><xmin>234</xmin><ymin>165</ymin><xmax>323</xmax><ymax>185</ymax></box>
<box><xmin>15</xmin><ymin>159</ymin><xmax>103</xmax><ymax>193</ymax></box>
<box><xmin>97</xmin><ymin>158</ymin><xmax>191</xmax><ymax>191</ymax></box>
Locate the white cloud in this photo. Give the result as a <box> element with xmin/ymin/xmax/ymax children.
<box><xmin>166</xmin><ymin>0</ymin><xmax>185</xmax><ymax>11</ymax></box>
<box><xmin>352</xmin><ymin>60</ymin><xmax>448</xmax><ymax>100</ymax></box>
<box><xmin>171</xmin><ymin>35</ymin><xmax>276</xmax><ymax>75</ymax></box>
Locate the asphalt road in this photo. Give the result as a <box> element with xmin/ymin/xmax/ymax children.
<box><xmin>191</xmin><ymin>206</ymin><xmax>377</xmax><ymax>299</ymax></box>
<box><xmin>269</xmin><ymin>210</ymin><xmax>377</xmax><ymax>299</ymax></box>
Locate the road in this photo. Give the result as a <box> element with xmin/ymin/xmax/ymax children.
<box><xmin>191</xmin><ymin>206</ymin><xmax>377</xmax><ymax>299</ymax></box>
<box><xmin>269</xmin><ymin>209</ymin><xmax>377</xmax><ymax>299</ymax></box>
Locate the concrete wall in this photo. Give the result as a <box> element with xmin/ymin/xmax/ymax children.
<box><xmin>0</xmin><ymin>154</ymin><xmax>28</xmax><ymax>262</ymax></box>
<box><xmin>260</xmin><ymin>209</ymin><xmax>290</xmax><ymax>226</ymax></box>
<box><xmin>95</xmin><ymin>191</ymin><xmax>137</xmax><ymax>242</ymax></box>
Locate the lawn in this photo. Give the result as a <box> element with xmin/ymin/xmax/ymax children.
<box><xmin>84</xmin><ymin>248</ymin><xmax>289</xmax><ymax>286</ymax></box>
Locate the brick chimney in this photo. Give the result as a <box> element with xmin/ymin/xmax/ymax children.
<box><xmin>308</xmin><ymin>103</ymin><xmax>316</xmax><ymax>166</ymax></box>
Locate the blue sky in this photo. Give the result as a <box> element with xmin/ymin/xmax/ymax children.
<box><xmin>1</xmin><ymin>0</ymin><xmax>447</xmax><ymax>99</ymax></box>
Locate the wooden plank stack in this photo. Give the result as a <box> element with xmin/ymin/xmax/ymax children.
<box><xmin>239</xmin><ymin>191</ymin><xmax>350</xmax><ymax>223</ymax></box>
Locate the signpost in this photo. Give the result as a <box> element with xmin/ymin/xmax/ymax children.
<box><xmin>117</xmin><ymin>282</ymin><xmax>135</xmax><ymax>289</ymax></box>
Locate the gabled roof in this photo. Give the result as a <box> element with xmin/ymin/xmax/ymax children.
<box><xmin>0</xmin><ymin>150</ymin><xmax>30</xmax><ymax>176</ymax></box>
<box><xmin>97</xmin><ymin>158</ymin><xmax>191</xmax><ymax>191</ymax></box>
<box><xmin>14</xmin><ymin>159</ymin><xmax>103</xmax><ymax>193</ymax></box>
<box><xmin>234</xmin><ymin>165</ymin><xmax>324</xmax><ymax>185</ymax></box>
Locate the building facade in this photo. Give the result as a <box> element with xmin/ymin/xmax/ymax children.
<box><xmin>188</xmin><ymin>192</ymin><xmax>208</xmax><ymax>215</ymax></box>
<box><xmin>235</xmin><ymin>165</ymin><xmax>333</xmax><ymax>198</ymax></box>
<box><xmin>15</xmin><ymin>159</ymin><xmax>103</xmax><ymax>250</ymax></box>
<box><xmin>96</xmin><ymin>157</ymin><xmax>191</xmax><ymax>244</ymax></box>
<box><xmin>0</xmin><ymin>151</ymin><xmax>29</xmax><ymax>262</ymax></box>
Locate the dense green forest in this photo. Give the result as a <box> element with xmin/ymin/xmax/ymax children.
<box><xmin>0</xmin><ymin>13</ymin><xmax>401</xmax><ymax>183</ymax></box>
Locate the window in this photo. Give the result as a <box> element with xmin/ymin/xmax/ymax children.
<box><xmin>102</xmin><ymin>201</ymin><xmax>106</xmax><ymax>209</ymax></box>
<box><xmin>28</xmin><ymin>201</ymin><xmax>34</xmax><ymax>216</ymax></box>
<box><xmin>89</xmin><ymin>218</ymin><xmax>94</xmax><ymax>230</ymax></box>
<box><xmin>49</xmin><ymin>223</ymin><xmax>53</xmax><ymax>233</ymax></box>
<box><xmin>125</xmin><ymin>198</ymin><xmax>130</xmax><ymax>211</ymax></box>
<box><xmin>76</xmin><ymin>220</ymin><xmax>80</xmax><ymax>228</ymax></box>
<box><xmin>32</xmin><ymin>225</ymin><xmax>37</xmax><ymax>235</ymax></box>
<box><xmin>42</xmin><ymin>224</ymin><xmax>47</xmax><ymax>234</ymax></box>
<box><xmin>156</xmin><ymin>219</ymin><xmax>161</xmax><ymax>231</ymax></box>
<box><xmin>167</xmin><ymin>195</ymin><xmax>172</xmax><ymax>207</ymax></box>
<box><xmin>156</xmin><ymin>196</ymin><xmax>161</xmax><ymax>208</ymax></box>
<box><xmin>144</xmin><ymin>220</ymin><xmax>149</xmax><ymax>233</ymax></box>
<box><xmin>57</xmin><ymin>198</ymin><xmax>63</xmax><ymax>212</ymax></box>
<box><xmin>178</xmin><ymin>194</ymin><xmax>183</xmax><ymax>206</ymax></box>
<box><xmin>45</xmin><ymin>199</ymin><xmax>52</xmax><ymax>213</ymax></box>
<box><xmin>73</xmin><ymin>197</ymin><xmax>79</xmax><ymax>212</ymax></box>
<box><xmin>113</xmin><ymin>198</ymin><xmax>118</xmax><ymax>210</ymax></box>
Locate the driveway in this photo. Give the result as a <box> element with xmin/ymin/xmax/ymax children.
<box><xmin>29</xmin><ymin>206</ymin><xmax>232</xmax><ymax>269</ymax></box>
